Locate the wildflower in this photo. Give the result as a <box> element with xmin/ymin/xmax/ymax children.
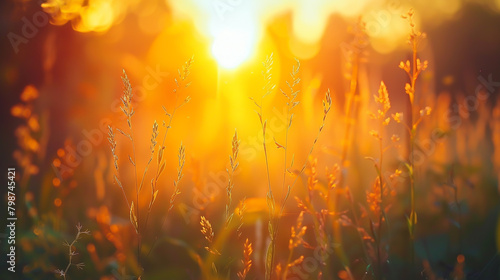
<box><xmin>392</xmin><ymin>112</ymin><xmax>403</xmax><ymax>123</ymax></box>
<box><xmin>389</xmin><ymin>169</ymin><xmax>402</xmax><ymax>180</ymax></box>
<box><xmin>374</xmin><ymin>81</ymin><xmax>391</xmax><ymax>112</ymax></box>
<box><xmin>383</xmin><ymin>117</ymin><xmax>391</xmax><ymax>126</ymax></box>
<box><xmin>289</xmin><ymin>211</ymin><xmax>307</xmax><ymax>250</ymax></box>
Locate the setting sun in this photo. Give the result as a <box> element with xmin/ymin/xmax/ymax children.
<box><xmin>211</xmin><ymin>26</ymin><xmax>257</xmax><ymax>69</ymax></box>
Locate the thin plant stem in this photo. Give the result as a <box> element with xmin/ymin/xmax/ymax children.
<box><xmin>145</xmin><ymin>57</ymin><xmax>193</xmax><ymax>258</ymax></box>
<box><xmin>129</xmin><ymin>124</ymin><xmax>141</xmax><ymax>264</ymax></box>
<box><xmin>56</xmin><ymin>224</ymin><xmax>89</xmax><ymax>280</ymax></box>
<box><xmin>400</xmin><ymin>9</ymin><xmax>429</xmax><ymax>275</ymax></box>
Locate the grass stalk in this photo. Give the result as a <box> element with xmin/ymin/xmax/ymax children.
<box><xmin>145</xmin><ymin>57</ymin><xmax>193</xmax><ymax>258</ymax></box>
<box><xmin>55</xmin><ymin>224</ymin><xmax>90</xmax><ymax>280</ymax></box>
<box><xmin>400</xmin><ymin>9</ymin><xmax>429</xmax><ymax>274</ymax></box>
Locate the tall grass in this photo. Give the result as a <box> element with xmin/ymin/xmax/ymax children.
<box><xmin>367</xmin><ymin>81</ymin><xmax>392</xmax><ymax>279</ymax></box>
<box><xmin>400</xmin><ymin>8</ymin><xmax>430</xmax><ymax>271</ymax></box>
<box><xmin>107</xmin><ymin>58</ymin><xmax>193</xmax><ymax>278</ymax></box>
<box><xmin>251</xmin><ymin>54</ymin><xmax>333</xmax><ymax>279</ymax></box>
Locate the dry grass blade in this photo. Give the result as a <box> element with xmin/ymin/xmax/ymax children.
<box><xmin>226</xmin><ymin>130</ymin><xmax>240</xmax><ymax>227</ymax></box>
<box><xmin>115</xmin><ymin>127</ymin><xmax>132</xmax><ymax>141</ymax></box>
<box><xmin>262</xmin><ymin>53</ymin><xmax>276</xmax><ymax>98</ymax></box>
<box><xmin>113</xmin><ymin>175</ymin><xmax>130</xmax><ymax>209</ymax></box>
<box><xmin>169</xmin><ymin>143</ymin><xmax>185</xmax><ymax>212</ymax></box>
<box><xmin>130</xmin><ymin>201</ymin><xmax>139</xmax><ymax>234</ymax></box>
<box><xmin>120</xmin><ymin>69</ymin><xmax>135</xmax><ymax>128</ymax></box>
<box><xmin>107</xmin><ymin>125</ymin><xmax>119</xmax><ymax>171</ymax></box>
<box><xmin>139</xmin><ymin>121</ymin><xmax>159</xmax><ymax>193</ymax></box>
<box><xmin>108</xmin><ymin>125</ymin><xmax>130</xmax><ymax>208</ymax></box>
<box><xmin>265</xmin><ymin>240</ymin><xmax>275</xmax><ymax>280</ymax></box>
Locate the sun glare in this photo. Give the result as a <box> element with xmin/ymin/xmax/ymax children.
<box><xmin>211</xmin><ymin>27</ymin><xmax>256</xmax><ymax>69</ymax></box>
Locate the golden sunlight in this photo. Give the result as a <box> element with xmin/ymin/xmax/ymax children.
<box><xmin>6</xmin><ymin>0</ymin><xmax>500</xmax><ymax>279</ymax></box>
<box><xmin>211</xmin><ymin>25</ymin><xmax>257</xmax><ymax>69</ymax></box>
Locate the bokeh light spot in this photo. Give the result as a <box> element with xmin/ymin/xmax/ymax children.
<box><xmin>54</xmin><ymin>198</ymin><xmax>62</xmax><ymax>207</ymax></box>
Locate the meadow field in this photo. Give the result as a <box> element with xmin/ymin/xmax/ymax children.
<box><xmin>1</xmin><ymin>0</ymin><xmax>500</xmax><ymax>279</ymax></box>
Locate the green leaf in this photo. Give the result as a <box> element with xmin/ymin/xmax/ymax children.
<box><xmin>410</xmin><ymin>210</ymin><xmax>417</xmax><ymax>225</ymax></box>
<box><xmin>406</xmin><ymin>211</ymin><xmax>417</xmax><ymax>238</ymax></box>
<box><xmin>405</xmin><ymin>163</ymin><xmax>413</xmax><ymax>176</ymax></box>
<box><xmin>365</xmin><ymin>263</ymin><xmax>373</xmax><ymax>275</ymax></box>
<box><xmin>406</xmin><ymin>215</ymin><xmax>412</xmax><ymax>236</ymax></box>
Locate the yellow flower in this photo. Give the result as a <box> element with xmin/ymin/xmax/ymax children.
<box><xmin>374</xmin><ymin>81</ymin><xmax>391</xmax><ymax>112</ymax></box>
<box><xmin>390</xmin><ymin>169</ymin><xmax>402</xmax><ymax>180</ymax></box>
<box><xmin>392</xmin><ymin>112</ymin><xmax>403</xmax><ymax>123</ymax></box>
<box><xmin>383</xmin><ymin>117</ymin><xmax>391</xmax><ymax>126</ymax></box>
